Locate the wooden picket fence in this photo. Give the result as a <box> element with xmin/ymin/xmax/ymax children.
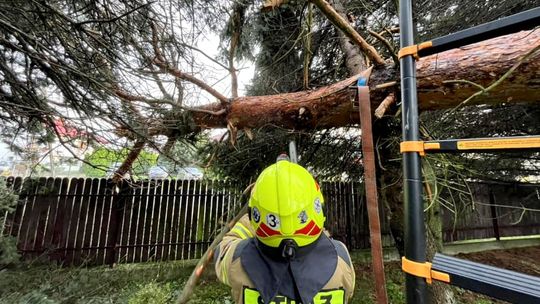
<box><xmin>1</xmin><ymin>177</ymin><xmax>243</xmax><ymax>265</ymax></box>
<box><xmin>1</xmin><ymin>177</ymin><xmax>539</xmax><ymax>266</ymax></box>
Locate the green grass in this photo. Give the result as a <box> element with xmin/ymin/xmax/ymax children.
<box><xmin>0</xmin><ymin>256</ymin><xmax>495</xmax><ymax>304</ymax></box>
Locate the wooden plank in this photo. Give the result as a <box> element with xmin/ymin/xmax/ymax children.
<box><xmin>117</xmin><ymin>181</ymin><xmax>135</xmax><ymax>263</ymax></box>
<box><xmin>71</xmin><ymin>178</ymin><xmax>93</xmax><ymax>265</ymax></box>
<box><xmin>197</xmin><ymin>180</ymin><xmax>208</xmax><ymax>256</ymax></box>
<box><xmin>186</xmin><ymin>180</ymin><xmax>197</xmax><ymax>259</ymax></box>
<box><xmin>223</xmin><ymin>181</ymin><xmax>231</xmax><ymax>223</ymax></box>
<box><xmin>15</xmin><ymin>178</ymin><xmax>32</xmax><ymax>240</ymax></box>
<box><xmin>157</xmin><ymin>179</ymin><xmax>169</xmax><ymax>260</ymax></box>
<box><xmin>146</xmin><ymin>180</ymin><xmax>160</xmax><ymax>261</ymax></box>
<box><xmin>177</xmin><ymin>179</ymin><xmax>189</xmax><ymax>260</ymax></box>
<box><xmin>105</xmin><ymin>180</ymin><xmax>127</xmax><ymax>266</ymax></box>
<box><xmin>153</xmin><ymin>180</ymin><xmax>167</xmax><ymax>261</ymax></box>
<box><xmin>30</xmin><ymin>177</ymin><xmax>56</xmax><ymax>258</ymax></box>
<box><xmin>339</xmin><ymin>182</ymin><xmax>346</xmax><ymax>242</ymax></box>
<box><xmin>16</xmin><ymin>178</ymin><xmax>36</xmax><ymax>254</ymax></box>
<box><xmin>177</xmin><ymin>179</ymin><xmax>188</xmax><ymax>260</ymax></box>
<box><xmin>136</xmin><ymin>181</ymin><xmax>149</xmax><ymax>263</ymax></box>
<box><xmin>167</xmin><ymin>179</ymin><xmax>179</xmax><ymax>260</ymax></box>
<box><xmin>20</xmin><ymin>177</ymin><xmax>47</xmax><ymax>258</ymax></box>
<box><xmin>93</xmin><ymin>178</ymin><xmax>109</xmax><ymax>265</ymax></box>
<box><xmin>41</xmin><ymin>177</ymin><xmax>64</xmax><ymax>260</ymax></box>
<box><xmin>345</xmin><ymin>182</ymin><xmax>353</xmax><ymax>247</ymax></box>
<box><xmin>220</xmin><ymin>182</ymin><xmax>229</xmax><ymax>232</ymax></box>
<box><xmin>63</xmin><ymin>178</ymin><xmax>83</xmax><ymax>264</ymax></box>
<box><xmin>184</xmin><ymin>180</ymin><xmax>196</xmax><ymax>259</ymax></box>
<box><xmin>128</xmin><ymin>181</ymin><xmax>144</xmax><ymax>263</ymax></box>
<box><xmin>208</xmin><ymin>180</ymin><xmax>219</xmax><ymax>253</ymax></box>
<box><xmin>158</xmin><ymin>179</ymin><xmax>171</xmax><ymax>261</ymax></box>
<box><xmin>50</xmin><ymin>177</ymin><xmax>71</xmax><ymax>263</ymax></box>
<box><xmin>80</xmin><ymin>178</ymin><xmax>100</xmax><ymax>264</ymax></box>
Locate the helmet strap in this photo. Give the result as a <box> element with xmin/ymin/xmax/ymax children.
<box><xmin>279</xmin><ymin>239</ymin><xmax>298</xmax><ymax>260</ymax></box>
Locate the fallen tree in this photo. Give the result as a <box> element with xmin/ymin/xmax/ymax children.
<box><xmin>188</xmin><ymin>30</ymin><xmax>540</xmax><ymax>130</ymax></box>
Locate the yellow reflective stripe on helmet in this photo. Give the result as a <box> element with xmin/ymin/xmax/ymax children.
<box><xmin>243</xmin><ymin>287</ymin><xmax>345</xmax><ymax>304</ymax></box>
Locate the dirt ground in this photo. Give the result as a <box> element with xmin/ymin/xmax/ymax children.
<box><xmin>458</xmin><ymin>246</ymin><xmax>540</xmax><ymax>277</ymax></box>
<box><xmin>351</xmin><ymin>245</ymin><xmax>540</xmax><ymax>304</ymax></box>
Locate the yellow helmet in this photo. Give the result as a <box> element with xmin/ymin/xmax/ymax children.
<box><xmin>248</xmin><ymin>159</ymin><xmax>325</xmax><ymax>248</ymax></box>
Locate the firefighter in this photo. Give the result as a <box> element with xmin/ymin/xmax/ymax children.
<box><xmin>214</xmin><ymin>157</ymin><xmax>355</xmax><ymax>303</ymax></box>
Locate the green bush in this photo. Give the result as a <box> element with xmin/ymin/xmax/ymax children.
<box><xmin>0</xmin><ymin>178</ymin><xmax>20</xmax><ymax>266</ymax></box>
<box><xmin>386</xmin><ymin>280</ymin><xmax>405</xmax><ymax>304</ymax></box>
<box><xmin>128</xmin><ymin>282</ymin><xmax>173</xmax><ymax>304</ymax></box>
<box><xmin>0</xmin><ymin>236</ymin><xmax>20</xmax><ymax>265</ymax></box>
<box><xmin>19</xmin><ymin>291</ymin><xmax>57</xmax><ymax>304</ymax></box>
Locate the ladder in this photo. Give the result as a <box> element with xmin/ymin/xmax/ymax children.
<box><xmin>398</xmin><ymin>3</ymin><xmax>540</xmax><ymax>303</ymax></box>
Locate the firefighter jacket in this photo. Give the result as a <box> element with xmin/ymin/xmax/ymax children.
<box><xmin>214</xmin><ymin>215</ymin><xmax>355</xmax><ymax>304</ymax></box>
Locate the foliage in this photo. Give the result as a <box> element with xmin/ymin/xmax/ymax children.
<box><xmin>82</xmin><ymin>147</ymin><xmax>158</xmax><ymax>178</ymax></box>
<box><xmin>385</xmin><ymin>280</ymin><xmax>405</xmax><ymax>304</ymax></box>
<box><xmin>0</xmin><ymin>178</ymin><xmax>20</xmax><ymax>266</ymax></box>
<box><xmin>2</xmin><ymin>246</ymin><xmax>538</xmax><ymax>302</ymax></box>
<box><xmin>204</xmin><ymin>0</ymin><xmax>540</xmax><ymax>183</ymax></box>
<box><xmin>1</xmin><ymin>250</ymin><xmax>524</xmax><ymax>304</ymax></box>
<box><xmin>128</xmin><ymin>282</ymin><xmax>173</xmax><ymax>304</ymax></box>
<box><xmin>18</xmin><ymin>291</ymin><xmax>57</xmax><ymax>304</ymax></box>
<box><xmin>0</xmin><ymin>236</ymin><xmax>20</xmax><ymax>266</ymax></box>
<box><xmin>0</xmin><ymin>0</ymin><xmax>537</xmax><ymax>183</ymax></box>
<box><xmin>0</xmin><ymin>178</ymin><xmax>17</xmax><ymax>213</ymax></box>
<box><xmin>199</xmin><ymin>127</ymin><xmax>363</xmax><ymax>185</ymax></box>
<box><xmin>422</xmin><ymin>103</ymin><xmax>540</xmax><ymax>183</ymax></box>
<box><xmin>0</xmin><ymin>260</ymin><xmax>192</xmax><ymax>304</ymax></box>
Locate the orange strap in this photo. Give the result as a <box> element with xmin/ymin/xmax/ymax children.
<box><xmin>402</xmin><ymin>257</ymin><xmax>450</xmax><ymax>284</ymax></box>
<box><xmin>400</xmin><ymin>141</ymin><xmax>440</xmax><ymax>156</ymax></box>
<box><xmin>398</xmin><ymin>41</ymin><xmax>433</xmax><ymax>60</ymax></box>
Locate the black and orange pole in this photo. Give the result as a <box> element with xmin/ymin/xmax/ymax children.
<box><xmin>399</xmin><ymin>0</ymin><xmax>428</xmax><ymax>303</ymax></box>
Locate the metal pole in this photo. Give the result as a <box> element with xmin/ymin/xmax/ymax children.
<box><xmin>399</xmin><ymin>0</ymin><xmax>428</xmax><ymax>303</ymax></box>
<box><xmin>289</xmin><ymin>141</ymin><xmax>298</xmax><ymax>163</ymax></box>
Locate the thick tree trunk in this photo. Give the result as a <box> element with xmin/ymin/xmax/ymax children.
<box><xmin>190</xmin><ymin>30</ymin><xmax>539</xmax><ymax>130</ymax></box>
<box><xmin>424</xmin><ymin>171</ymin><xmax>457</xmax><ymax>304</ymax></box>
<box><xmin>328</xmin><ymin>0</ymin><xmax>368</xmax><ymax>73</ymax></box>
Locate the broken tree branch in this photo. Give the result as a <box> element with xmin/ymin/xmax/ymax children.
<box><xmin>368</xmin><ymin>29</ymin><xmax>398</xmax><ymax>64</ymax></box>
<box><xmin>375</xmin><ymin>93</ymin><xmax>395</xmax><ymax>118</ymax></box>
<box><xmin>310</xmin><ymin>0</ymin><xmax>385</xmax><ymax>66</ymax></box>
<box><xmin>112</xmin><ymin>140</ymin><xmax>146</xmax><ymax>184</ymax></box>
<box><xmin>150</xmin><ymin>22</ymin><xmax>230</xmax><ymax>105</ymax></box>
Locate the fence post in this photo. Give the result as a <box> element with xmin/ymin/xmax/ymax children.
<box><xmin>106</xmin><ymin>180</ymin><xmax>128</xmax><ymax>267</ymax></box>
<box><xmin>488</xmin><ymin>186</ymin><xmax>501</xmax><ymax>241</ymax></box>
<box><xmin>345</xmin><ymin>182</ymin><xmax>353</xmax><ymax>248</ymax></box>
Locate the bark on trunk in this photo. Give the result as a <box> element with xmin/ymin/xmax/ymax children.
<box><xmin>190</xmin><ymin>30</ymin><xmax>539</xmax><ymax>131</ymax></box>
<box><xmin>329</xmin><ymin>0</ymin><xmax>368</xmax><ymax>73</ymax></box>
<box><xmin>425</xmin><ymin>175</ymin><xmax>457</xmax><ymax>304</ymax></box>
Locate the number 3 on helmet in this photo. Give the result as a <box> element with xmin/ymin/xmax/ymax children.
<box><xmin>248</xmin><ymin>159</ymin><xmax>326</xmax><ymax>248</ymax></box>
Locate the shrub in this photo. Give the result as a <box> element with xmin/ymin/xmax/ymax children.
<box><xmin>0</xmin><ymin>178</ymin><xmax>20</xmax><ymax>266</ymax></box>
<box><xmin>128</xmin><ymin>282</ymin><xmax>173</xmax><ymax>304</ymax></box>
